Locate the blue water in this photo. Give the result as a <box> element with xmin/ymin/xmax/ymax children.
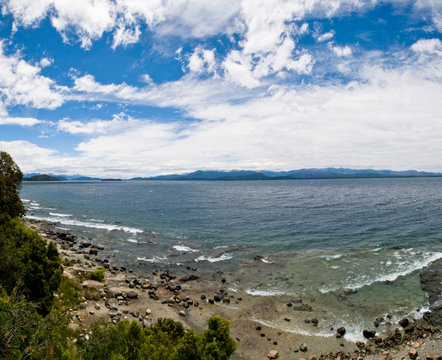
<box><xmin>21</xmin><ymin>178</ymin><xmax>442</xmax><ymax>341</ymax></box>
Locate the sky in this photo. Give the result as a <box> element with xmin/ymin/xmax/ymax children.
<box><xmin>0</xmin><ymin>0</ymin><xmax>441</xmax><ymax>177</ymax></box>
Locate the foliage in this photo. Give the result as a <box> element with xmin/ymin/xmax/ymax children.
<box><xmin>86</xmin><ymin>268</ymin><xmax>106</xmax><ymax>282</ymax></box>
<box><xmin>0</xmin><ymin>286</ymin><xmax>76</xmax><ymax>360</ymax></box>
<box><xmin>0</xmin><ymin>151</ymin><xmax>25</xmax><ymax>218</ymax></box>
<box><xmin>80</xmin><ymin>316</ymin><xmax>236</xmax><ymax>360</ymax></box>
<box><xmin>0</xmin><ymin>216</ymin><xmax>63</xmax><ymax>314</ymax></box>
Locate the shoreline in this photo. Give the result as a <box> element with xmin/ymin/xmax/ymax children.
<box><xmin>27</xmin><ymin>218</ymin><xmax>441</xmax><ymax>359</ymax></box>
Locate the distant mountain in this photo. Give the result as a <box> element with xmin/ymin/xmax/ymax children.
<box><xmin>130</xmin><ymin>168</ymin><xmax>442</xmax><ymax>181</ymax></box>
<box><xmin>23</xmin><ymin>174</ymin><xmax>66</xmax><ymax>181</ymax></box>
<box><xmin>24</xmin><ymin>173</ymin><xmax>101</xmax><ymax>181</ymax></box>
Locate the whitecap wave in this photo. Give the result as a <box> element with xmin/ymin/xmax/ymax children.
<box><xmin>49</xmin><ymin>212</ymin><xmax>72</xmax><ymax>217</ymax></box>
<box><xmin>195</xmin><ymin>253</ymin><xmax>232</xmax><ymax>263</ymax></box>
<box><xmin>251</xmin><ymin>318</ymin><xmax>333</xmax><ymax>338</ymax></box>
<box><xmin>127</xmin><ymin>239</ymin><xmax>138</xmax><ymax>243</ymax></box>
<box><xmin>137</xmin><ymin>256</ymin><xmax>167</xmax><ymax>263</ymax></box>
<box><xmin>173</xmin><ymin>245</ymin><xmax>199</xmax><ymax>252</ymax></box>
<box><xmin>26</xmin><ymin>215</ymin><xmax>143</xmax><ymax>234</ymax></box>
<box><xmin>246</xmin><ymin>289</ymin><xmax>285</xmax><ymax>296</ymax></box>
<box><xmin>320</xmin><ymin>251</ymin><xmax>442</xmax><ymax>293</ymax></box>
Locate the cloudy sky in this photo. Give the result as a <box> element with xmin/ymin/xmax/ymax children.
<box><xmin>0</xmin><ymin>0</ymin><xmax>441</xmax><ymax>177</ymax></box>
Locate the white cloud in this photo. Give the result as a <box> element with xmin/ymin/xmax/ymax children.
<box><xmin>316</xmin><ymin>31</ymin><xmax>335</xmax><ymax>42</ymax></box>
<box><xmin>57</xmin><ymin>113</ymin><xmax>139</xmax><ymax>134</ymax></box>
<box><xmin>0</xmin><ymin>43</ymin><xmax>65</xmax><ymax>109</ymax></box>
<box><xmin>411</xmin><ymin>38</ymin><xmax>442</xmax><ymax>55</ymax></box>
<box><xmin>40</xmin><ymin>57</ymin><xmax>53</xmax><ymax>67</ymax></box>
<box><xmin>187</xmin><ymin>46</ymin><xmax>216</xmax><ymax>74</ymax></box>
<box><xmin>332</xmin><ymin>45</ymin><xmax>353</xmax><ymax>57</ymax></box>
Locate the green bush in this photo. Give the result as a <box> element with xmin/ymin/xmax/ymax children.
<box><xmin>87</xmin><ymin>268</ymin><xmax>106</xmax><ymax>282</ymax></box>
<box><xmin>81</xmin><ymin>316</ymin><xmax>236</xmax><ymax>360</ymax></box>
<box><xmin>0</xmin><ymin>217</ymin><xmax>63</xmax><ymax>314</ymax></box>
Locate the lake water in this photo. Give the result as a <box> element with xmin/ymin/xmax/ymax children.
<box><xmin>20</xmin><ymin>178</ymin><xmax>442</xmax><ymax>341</ymax></box>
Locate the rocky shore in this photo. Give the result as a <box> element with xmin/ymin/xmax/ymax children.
<box><xmin>26</xmin><ymin>219</ymin><xmax>441</xmax><ymax>360</ymax></box>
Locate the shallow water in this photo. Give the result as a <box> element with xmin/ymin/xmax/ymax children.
<box><xmin>21</xmin><ymin>178</ymin><xmax>442</xmax><ymax>341</ymax></box>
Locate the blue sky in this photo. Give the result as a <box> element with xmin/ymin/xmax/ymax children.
<box><xmin>0</xmin><ymin>0</ymin><xmax>441</xmax><ymax>177</ymax></box>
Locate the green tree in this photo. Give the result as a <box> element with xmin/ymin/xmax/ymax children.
<box><xmin>0</xmin><ymin>151</ymin><xmax>25</xmax><ymax>218</ymax></box>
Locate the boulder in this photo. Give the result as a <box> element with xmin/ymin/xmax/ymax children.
<box><xmin>399</xmin><ymin>318</ymin><xmax>409</xmax><ymax>328</ymax></box>
<box><xmin>337</xmin><ymin>327</ymin><xmax>346</xmax><ymax>336</ymax></box>
<box><xmin>299</xmin><ymin>343</ymin><xmax>308</xmax><ymax>352</ymax></box>
<box><xmin>425</xmin><ymin>353</ymin><xmax>442</xmax><ymax>360</ymax></box>
<box><xmin>363</xmin><ymin>330</ymin><xmax>376</xmax><ymax>339</ymax></box>
<box><xmin>126</xmin><ymin>290</ymin><xmax>138</xmax><ymax>299</ymax></box>
<box><xmin>408</xmin><ymin>348</ymin><xmax>418</xmax><ymax>359</ymax></box>
<box><xmin>268</xmin><ymin>350</ymin><xmax>279</xmax><ymax>359</ymax></box>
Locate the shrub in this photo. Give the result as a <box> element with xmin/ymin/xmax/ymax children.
<box><xmin>88</xmin><ymin>268</ymin><xmax>106</xmax><ymax>282</ymax></box>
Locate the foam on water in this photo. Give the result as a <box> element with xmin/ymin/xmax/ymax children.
<box><xmin>127</xmin><ymin>239</ymin><xmax>138</xmax><ymax>243</ymax></box>
<box><xmin>319</xmin><ymin>250</ymin><xmax>442</xmax><ymax>293</ymax></box>
<box><xmin>173</xmin><ymin>245</ymin><xmax>199</xmax><ymax>252</ymax></box>
<box><xmin>49</xmin><ymin>212</ymin><xmax>72</xmax><ymax>217</ymax></box>
<box><xmin>246</xmin><ymin>289</ymin><xmax>286</xmax><ymax>296</ymax></box>
<box><xmin>26</xmin><ymin>215</ymin><xmax>143</xmax><ymax>234</ymax></box>
<box><xmin>195</xmin><ymin>253</ymin><xmax>233</xmax><ymax>262</ymax></box>
<box><xmin>137</xmin><ymin>256</ymin><xmax>167</xmax><ymax>263</ymax></box>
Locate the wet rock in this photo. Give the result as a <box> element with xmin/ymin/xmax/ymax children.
<box><xmin>311</xmin><ymin>318</ymin><xmax>319</xmax><ymax>326</ymax></box>
<box><xmin>404</xmin><ymin>324</ymin><xmax>415</xmax><ymax>333</ymax></box>
<box><xmin>268</xmin><ymin>350</ymin><xmax>279</xmax><ymax>359</ymax></box>
<box><xmin>337</xmin><ymin>327</ymin><xmax>346</xmax><ymax>336</ymax></box>
<box><xmin>89</xmin><ymin>247</ymin><xmax>98</xmax><ymax>255</ymax></box>
<box><xmin>213</xmin><ymin>295</ymin><xmax>222</xmax><ymax>302</ymax></box>
<box><xmin>399</xmin><ymin>318</ymin><xmax>410</xmax><ymax>328</ymax></box>
<box><xmin>201</xmin><ymin>295</ymin><xmax>206</xmax><ymax>300</ymax></box>
<box><xmin>363</xmin><ymin>330</ymin><xmax>376</xmax><ymax>339</ymax></box>
<box><xmin>179</xmin><ymin>274</ymin><xmax>199</xmax><ymax>282</ymax></box>
<box><xmin>420</xmin><ymin>259</ymin><xmax>442</xmax><ymax>327</ymax></box>
<box><xmin>299</xmin><ymin>343</ymin><xmax>308</xmax><ymax>352</ymax></box>
<box><xmin>256</xmin><ymin>325</ymin><xmax>262</xmax><ymax>331</ymax></box>
<box><xmin>208</xmin><ymin>299</ymin><xmax>214</xmax><ymax>304</ymax></box>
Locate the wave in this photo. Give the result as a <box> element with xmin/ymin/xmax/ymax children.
<box><xmin>195</xmin><ymin>253</ymin><xmax>233</xmax><ymax>263</ymax></box>
<box><xmin>245</xmin><ymin>289</ymin><xmax>285</xmax><ymax>296</ymax></box>
<box><xmin>49</xmin><ymin>212</ymin><xmax>72</xmax><ymax>217</ymax></box>
<box><xmin>320</xmin><ymin>251</ymin><xmax>442</xmax><ymax>293</ymax></box>
<box><xmin>251</xmin><ymin>318</ymin><xmax>332</xmax><ymax>338</ymax></box>
<box><xmin>137</xmin><ymin>256</ymin><xmax>167</xmax><ymax>263</ymax></box>
<box><xmin>127</xmin><ymin>239</ymin><xmax>138</xmax><ymax>243</ymax></box>
<box><xmin>173</xmin><ymin>245</ymin><xmax>199</xmax><ymax>252</ymax></box>
<box><xmin>26</xmin><ymin>215</ymin><xmax>143</xmax><ymax>234</ymax></box>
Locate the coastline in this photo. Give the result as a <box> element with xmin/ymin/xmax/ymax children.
<box><xmin>26</xmin><ymin>218</ymin><xmax>441</xmax><ymax>359</ymax></box>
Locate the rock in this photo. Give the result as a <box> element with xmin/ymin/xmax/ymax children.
<box><xmin>179</xmin><ymin>310</ymin><xmax>186</xmax><ymax>317</ymax></box>
<box><xmin>222</xmin><ymin>298</ymin><xmax>230</xmax><ymax>304</ymax></box>
<box><xmin>201</xmin><ymin>295</ymin><xmax>206</xmax><ymax>300</ymax></box>
<box><xmin>299</xmin><ymin>343</ymin><xmax>308</xmax><ymax>352</ymax></box>
<box><xmin>408</xmin><ymin>348</ymin><xmax>418</xmax><ymax>359</ymax></box>
<box><xmin>256</xmin><ymin>325</ymin><xmax>262</xmax><ymax>330</ymax></box>
<box><xmin>68</xmin><ymin>323</ymin><xmax>81</xmax><ymax>332</ymax></box>
<box><xmin>214</xmin><ymin>295</ymin><xmax>222</xmax><ymax>302</ymax></box>
<box><xmin>363</xmin><ymin>330</ymin><xmax>376</xmax><ymax>339</ymax></box>
<box><xmin>425</xmin><ymin>353</ymin><xmax>442</xmax><ymax>360</ymax></box>
<box><xmin>94</xmin><ymin>303</ymin><xmax>101</xmax><ymax>310</ymax></box>
<box><xmin>309</xmin><ymin>356</ymin><xmax>317</xmax><ymax>360</ymax></box>
<box><xmin>311</xmin><ymin>318</ymin><xmax>319</xmax><ymax>325</ymax></box>
<box><xmin>145</xmin><ymin>308</ymin><xmax>152</xmax><ymax>315</ymax></box>
<box><xmin>82</xmin><ymin>280</ymin><xmax>104</xmax><ymax>290</ymax></box>
<box><xmin>399</xmin><ymin>318</ymin><xmax>410</xmax><ymax>328</ymax></box>
<box><xmin>284</xmin><ymin>317</ymin><xmax>291</xmax><ymax>321</ymax></box>
<box><xmin>268</xmin><ymin>350</ymin><xmax>279</xmax><ymax>359</ymax></box>
<box><xmin>126</xmin><ymin>290</ymin><xmax>138</xmax><ymax>299</ymax></box>
<box><xmin>404</xmin><ymin>324</ymin><xmax>415</xmax><ymax>333</ymax></box>
<box><xmin>89</xmin><ymin>247</ymin><xmax>98</xmax><ymax>255</ymax></box>
<box><xmin>420</xmin><ymin>259</ymin><xmax>442</xmax><ymax>328</ymax></box>
<box><xmin>179</xmin><ymin>274</ymin><xmax>200</xmax><ymax>282</ymax></box>
<box><xmin>337</xmin><ymin>327</ymin><xmax>346</xmax><ymax>336</ymax></box>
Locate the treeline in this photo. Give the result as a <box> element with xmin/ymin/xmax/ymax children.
<box><xmin>0</xmin><ymin>151</ymin><xmax>236</xmax><ymax>359</ymax></box>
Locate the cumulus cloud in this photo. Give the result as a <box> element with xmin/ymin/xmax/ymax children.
<box><xmin>0</xmin><ymin>43</ymin><xmax>65</xmax><ymax>109</ymax></box>
<box><xmin>411</xmin><ymin>38</ymin><xmax>442</xmax><ymax>55</ymax></box>
<box><xmin>187</xmin><ymin>46</ymin><xmax>216</xmax><ymax>74</ymax></box>
<box><xmin>332</xmin><ymin>45</ymin><xmax>353</xmax><ymax>57</ymax></box>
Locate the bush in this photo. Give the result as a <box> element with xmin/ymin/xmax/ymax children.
<box><xmin>88</xmin><ymin>268</ymin><xmax>106</xmax><ymax>282</ymax></box>
<box><xmin>0</xmin><ymin>217</ymin><xmax>63</xmax><ymax>314</ymax></box>
<box><xmin>81</xmin><ymin>316</ymin><xmax>236</xmax><ymax>360</ymax></box>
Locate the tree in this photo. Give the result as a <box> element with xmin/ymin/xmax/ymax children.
<box><xmin>0</xmin><ymin>151</ymin><xmax>25</xmax><ymax>218</ymax></box>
